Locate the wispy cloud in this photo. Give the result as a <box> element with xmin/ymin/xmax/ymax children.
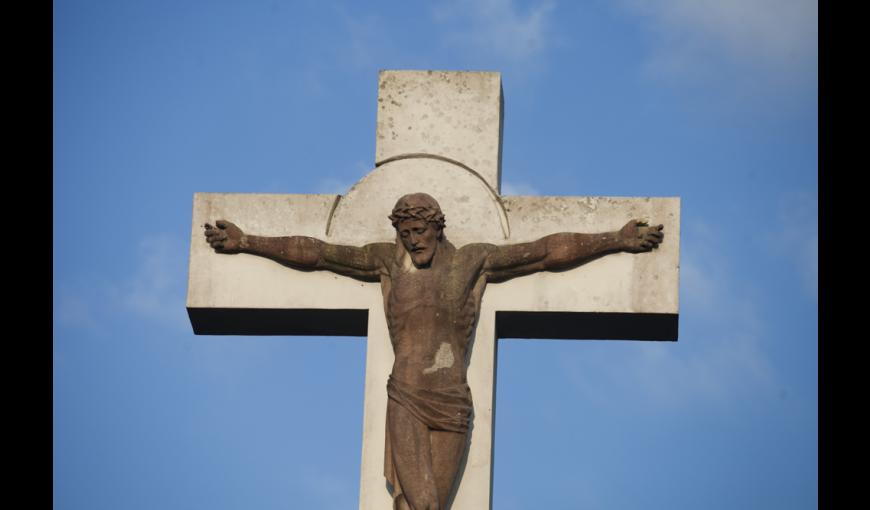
<box><xmin>769</xmin><ymin>190</ymin><xmax>818</xmax><ymax>300</ymax></box>
<box><xmin>112</xmin><ymin>235</ymin><xmax>189</xmax><ymax>332</ymax></box>
<box><xmin>295</xmin><ymin>467</ymin><xmax>357</xmax><ymax>510</ymax></box>
<box><xmin>55</xmin><ymin>235</ymin><xmax>189</xmax><ymax>338</ymax></box>
<box><xmin>501</xmin><ymin>180</ymin><xmax>540</xmax><ymax>196</ymax></box>
<box><xmin>311</xmin><ymin>160</ymin><xmax>370</xmax><ymax>195</ymax></box>
<box><xmin>333</xmin><ymin>8</ymin><xmax>392</xmax><ymax>71</ymax></box>
<box><xmin>315</xmin><ymin>177</ymin><xmax>356</xmax><ymax>195</ymax></box>
<box><xmin>433</xmin><ymin>0</ymin><xmax>556</xmax><ymax>64</ymax></box>
<box><xmin>55</xmin><ymin>285</ymin><xmax>103</xmax><ymax>334</ymax></box>
<box><xmin>560</xmin><ymin>218</ymin><xmax>777</xmax><ymax>410</ymax></box>
<box><xmin>619</xmin><ymin>0</ymin><xmax>817</xmax><ymax>89</ymax></box>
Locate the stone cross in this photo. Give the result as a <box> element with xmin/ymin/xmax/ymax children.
<box><xmin>187</xmin><ymin>70</ymin><xmax>680</xmax><ymax>509</ymax></box>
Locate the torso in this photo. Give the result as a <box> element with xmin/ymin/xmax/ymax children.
<box><xmin>382</xmin><ymin>241</ymin><xmax>488</xmax><ymax>388</ymax></box>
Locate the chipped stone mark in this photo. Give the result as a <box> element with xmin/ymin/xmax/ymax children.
<box><xmin>423</xmin><ymin>342</ymin><xmax>455</xmax><ymax>374</ymax></box>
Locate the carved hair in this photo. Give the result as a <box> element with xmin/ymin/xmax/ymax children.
<box><xmin>388</xmin><ymin>193</ymin><xmax>446</xmax><ymax>230</ymax></box>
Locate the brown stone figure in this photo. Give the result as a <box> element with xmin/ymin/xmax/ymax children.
<box><xmin>204</xmin><ymin>192</ymin><xmax>663</xmax><ymax>510</ymax></box>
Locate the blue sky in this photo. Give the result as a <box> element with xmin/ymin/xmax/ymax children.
<box><xmin>54</xmin><ymin>1</ymin><xmax>818</xmax><ymax>509</ymax></box>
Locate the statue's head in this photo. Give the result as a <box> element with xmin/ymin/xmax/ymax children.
<box><xmin>389</xmin><ymin>193</ymin><xmax>446</xmax><ymax>268</ymax></box>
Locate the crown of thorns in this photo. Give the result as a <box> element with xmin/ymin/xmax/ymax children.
<box><xmin>388</xmin><ymin>206</ymin><xmax>446</xmax><ymax>229</ymax></box>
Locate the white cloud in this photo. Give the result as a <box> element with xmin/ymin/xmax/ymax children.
<box><xmin>296</xmin><ymin>467</ymin><xmax>357</xmax><ymax>510</ymax></box>
<box><xmin>315</xmin><ymin>177</ymin><xmax>356</xmax><ymax>195</ymax></box>
<box><xmin>114</xmin><ymin>235</ymin><xmax>189</xmax><ymax>332</ymax></box>
<box><xmin>769</xmin><ymin>191</ymin><xmax>818</xmax><ymax>300</ymax></box>
<box><xmin>55</xmin><ymin>285</ymin><xmax>102</xmax><ymax>333</ymax></box>
<box><xmin>344</xmin><ymin>15</ymin><xmax>380</xmax><ymax>69</ymax></box>
<box><xmin>332</xmin><ymin>7</ymin><xmax>391</xmax><ymax>71</ymax></box>
<box><xmin>559</xmin><ymin>218</ymin><xmax>777</xmax><ymax>409</ymax></box>
<box><xmin>619</xmin><ymin>0</ymin><xmax>817</xmax><ymax>86</ymax></box>
<box><xmin>501</xmin><ymin>180</ymin><xmax>540</xmax><ymax>196</ymax></box>
<box><xmin>55</xmin><ymin>235</ymin><xmax>190</xmax><ymax>339</ymax></box>
<box><xmin>434</xmin><ymin>0</ymin><xmax>555</xmax><ymax>63</ymax></box>
<box><xmin>312</xmin><ymin>160</ymin><xmax>369</xmax><ymax>195</ymax></box>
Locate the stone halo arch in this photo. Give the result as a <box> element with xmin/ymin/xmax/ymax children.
<box><xmin>325</xmin><ymin>153</ymin><xmax>511</xmax><ymax>246</ymax></box>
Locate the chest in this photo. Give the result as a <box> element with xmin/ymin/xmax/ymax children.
<box><xmin>389</xmin><ymin>262</ymin><xmax>479</xmax><ymax>309</ymax></box>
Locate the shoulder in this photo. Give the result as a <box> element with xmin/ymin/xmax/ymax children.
<box><xmin>456</xmin><ymin>243</ymin><xmax>496</xmax><ymax>264</ymax></box>
<box><xmin>364</xmin><ymin>242</ymin><xmax>395</xmax><ymax>253</ymax></box>
<box><xmin>363</xmin><ymin>242</ymin><xmax>396</xmax><ymax>261</ymax></box>
<box><xmin>363</xmin><ymin>242</ymin><xmax>399</xmax><ymax>273</ymax></box>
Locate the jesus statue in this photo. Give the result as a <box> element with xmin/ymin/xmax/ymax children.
<box><xmin>204</xmin><ymin>192</ymin><xmax>664</xmax><ymax>510</ymax></box>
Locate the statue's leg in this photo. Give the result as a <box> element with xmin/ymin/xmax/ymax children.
<box><xmin>429</xmin><ymin>430</ymin><xmax>468</xmax><ymax>509</ymax></box>
<box><xmin>387</xmin><ymin>399</ymin><xmax>441</xmax><ymax>509</ymax></box>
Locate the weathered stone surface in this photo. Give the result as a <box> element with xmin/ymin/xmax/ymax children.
<box><xmin>187</xmin><ymin>70</ymin><xmax>681</xmax><ymax>510</ymax></box>
<box><xmin>488</xmin><ymin>195</ymin><xmax>680</xmax><ymax>316</ymax></box>
<box><xmin>375</xmin><ymin>71</ymin><xmax>503</xmax><ymax>192</ymax></box>
<box><xmin>187</xmin><ymin>193</ymin><xmax>379</xmax><ymax>316</ymax></box>
<box><xmin>188</xmin><ymin>191</ymin><xmax>679</xmax><ymax>321</ymax></box>
<box><xmin>329</xmin><ymin>157</ymin><xmax>507</xmax><ymax>245</ymax></box>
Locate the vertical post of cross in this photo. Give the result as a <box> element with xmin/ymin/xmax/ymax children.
<box><xmin>358</xmin><ymin>70</ymin><xmax>508</xmax><ymax>509</ymax></box>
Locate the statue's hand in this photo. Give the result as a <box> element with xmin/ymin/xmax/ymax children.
<box><xmin>619</xmin><ymin>220</ymin><xmax>664</xmax><ymax>253</ymax></box>
<box><xmin>204</xmin><ymin>220</ymin><xmax>246</xmax><ymax>254</ymax></box>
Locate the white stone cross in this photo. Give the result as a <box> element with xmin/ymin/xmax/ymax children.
<box><xmin>187</xmin><ymin>70</ymin><xmax>680</xmax><ymax>509</ymax></box>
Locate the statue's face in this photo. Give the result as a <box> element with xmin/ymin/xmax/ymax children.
<box><xmin>397</xmin><ymin>219</ymin><xmax>440</xmax><ymax>268</ymax></box>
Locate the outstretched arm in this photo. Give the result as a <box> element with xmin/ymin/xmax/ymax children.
<box><xmin>481</xmin><ymin>220</ymin><xmax>664</xmax><ymax>282</ymax></box>
<box><xmin>204</xmin><ymin>220</ymin><xmax>390</xmax><ymax>282</ymax></box>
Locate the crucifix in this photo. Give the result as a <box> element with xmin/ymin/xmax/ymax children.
<box><xmin>187</xmin><ymin>70</ymin><xmax>680</xmax><ymax>509</ymax></box>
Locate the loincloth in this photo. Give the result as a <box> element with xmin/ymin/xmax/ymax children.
<box><xmin>384</xmin><ymin>376</ymin><xmax>473</xmax><ymax>508</ymax></box>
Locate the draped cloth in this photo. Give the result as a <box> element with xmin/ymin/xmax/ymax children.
<box><xmin>384</xmin><ymin>376</ymin><xmax>473</xmax><ymax>508</ymax></box>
